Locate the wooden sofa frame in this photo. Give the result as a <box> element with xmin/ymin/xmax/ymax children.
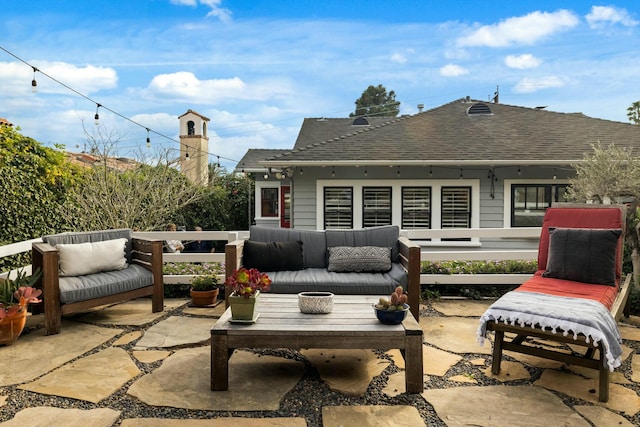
<box><xmin>32</xmin><ymin>237</ymin><xmax>164</xmax><ymax>335</ymax></box>
<box><xmin>485</xmin><ymin>204</ymin><xmax>632</xmax><ymax>402</ymax></box>
<box><xmin>225</xmin><ymin>235</ymin><xmax>422</xmax><ymax>322</ymax></box>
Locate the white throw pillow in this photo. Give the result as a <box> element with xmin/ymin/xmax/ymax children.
<box><xmin>57</xmin><ymin>238</ymin><xmax>128</xmax><ymax>277</ymax></box>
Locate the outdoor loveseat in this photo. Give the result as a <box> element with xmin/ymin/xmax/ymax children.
<box><xmin>32</xmin><ymin>229</ymin><xmax>164</xmax><ymax>335</ymax></box>
<box><xmin>225</xmin><ymin>225</ymin><xmax>421</xmax><ymax>322</ymax></box>
<box><xmin>478</xmin><ymin>204</ymin><xmax>632</xmax><ymax>402</ymax></box>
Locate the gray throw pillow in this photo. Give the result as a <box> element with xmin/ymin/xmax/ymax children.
<box><xmin>327</xmin><ymin>246</ymin><xmax>392</xmax><ymax>273</ymax></box>
<box><xmin>542</xmin><ymin>227</ymin><xmax>622</xmax><ymax>286</ymax></box>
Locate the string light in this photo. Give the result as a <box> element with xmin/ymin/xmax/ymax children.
<box><xmin>517</xmin><ymin>165</ymin><xmax>521</xmax><ymax>175</ymax></box>
<box><xmin>31</xmin><ymin>67</ymin><xmax>38</xmax><ymax>93</ymax></box>
<box><xmin>364</xmin><ymin>166</ymin><xmax>368</xmax><ymax>176</ymax></box>
<box><xmin>429</xmin><ymin>166</ymin><xmax>433</xmax><ymax>177</ymax></box>
<box><xmin>397</xmin><ymin>166</ymin><xmax>400</xmax><ymax>176</ymax></box>
<box><xmin>94</xmin><ymin>104</ymin><xmax>101</xmax><ymax>126</ymax></box>
<box><xmin>1</xmin><ymin>45</ymin><xmax>237</xmax><ymax>163</ymax></box>
<box><xmin>217</xmin><ymin>155</ymin><xmax>221</xmax><ymax>168</ymax></box>
<box><xmin>185</xmin><ymin>151</ymin><xmax>190</xmax><ymax>161</ymax></box>
<box><xmin>459</xmin><ymin>168</ymin><xmax>463</xmax><ymax>179</ymax></box>
<box><xmin>299</xmin><ymin>167</ymin><xmax>303</xmax><ymax>175</ymax></box>
<box><xmin>332</xmin><ymin>166</ymin><xmax>335</xmax><ymax>177</ymax></box>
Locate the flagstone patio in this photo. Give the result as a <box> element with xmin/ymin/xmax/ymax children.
<box><xmin>0</xmin><ymin>298</ymin><xmax>639</xmax><ymax>426</ymax></box>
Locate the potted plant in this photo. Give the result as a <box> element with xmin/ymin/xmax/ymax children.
<box><xmin>189</xmin><ymin>274</ymin><xmax>221</xmax><ymax>307</ymax></box>
<box><xmin>224</xmin><ymin>268</ymin><xmax>271</xmax><ymax>321</ymax></box>
<box><xmin>0</xmin><ymin>268</ymin><xmax>42</xmax><ymax>345</ymax></box>
<box><xmin>374</xmin><ymin>286</ymin><xmax>410</xmax><ymax>325</ymax></box>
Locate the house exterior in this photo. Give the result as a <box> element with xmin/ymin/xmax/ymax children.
<box><xmin>235</xmin><ymin>97</ymin><xmax>640</xmax><ymax>251</ymax></box>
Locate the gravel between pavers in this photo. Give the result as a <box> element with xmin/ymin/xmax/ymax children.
<box><xmin>1</xmin><ymin>301</ymin><xmax>639</xmax><ymax>427</ymax></box>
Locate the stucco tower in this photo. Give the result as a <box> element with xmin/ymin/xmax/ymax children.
<box><xmin>178</xmin><ymin>109</ymin><xmax>210</xmax><ymax>185</ymax></box>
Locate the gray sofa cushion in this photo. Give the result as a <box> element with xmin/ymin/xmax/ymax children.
<box><xmin>43</xmin><ymin>229</ymin><xmax>133</xmax><ymax>262</ymax></box>
<box><xmin>326</xmin><ymin>225</ymin><xmax>400</xmax><ymax>263</ymax></box>
<box><xmin>58</xmin><ymin>264</ymin><xmax>153</xmax><ymax>303</ymax></box>
<box><xmin>264</xmin><ymin>263</ymin><xmax>407</xmax><ymax>295</ymax></box>
<box><xmin>249</xmin><ymin>226</ymin><xmax>327</xmax><ymax>268</ymax></box>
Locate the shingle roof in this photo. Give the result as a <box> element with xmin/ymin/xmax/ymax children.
<box><xmin>260</xmin><ymin>98</ymin><xmax>640</xmax><ymax>167</ymax></box>
<box><xmin>236</xmin><ymin>148</ymin><xmax>289</xmax><ymax>172</ymax></box>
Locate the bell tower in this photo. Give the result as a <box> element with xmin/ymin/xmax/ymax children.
<box><xmin>178</xmin><ymin>109</ymin><xmax>210</xmax><ymax>185</ymax></box>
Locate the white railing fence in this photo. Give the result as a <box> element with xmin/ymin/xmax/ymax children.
<box><xmin>1</xmin><ymin>228</ymin><xmax>540</xmax><ymax>287</ymax></box>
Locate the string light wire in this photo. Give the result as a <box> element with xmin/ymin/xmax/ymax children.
<box><xmin>0</xmin><ymin>45</ymin><xmax>237</xmax><ymax>163</ymax></box>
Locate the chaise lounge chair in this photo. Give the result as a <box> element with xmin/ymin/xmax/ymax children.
<box><xmin>477</xmin><ymin>204</ymin><xmax>632</xmax><ymax>402</ymax></box>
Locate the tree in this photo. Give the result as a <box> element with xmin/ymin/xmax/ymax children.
<box><xmin>0</xmin><ymin>125</ymin><xmax>81</xmax><ymax>269</ymax></box>
<box><xmin>350</xmin><ymin>84</ymin><xmax>400</xmax><ymax>118</ymax></box>
<box><xmin>567</xmin><ymin>142</ymin><xmax>640</xmax><ymax>287</ymax></box>
<box><xmin>627</xmin><ymin>101</ymin><xmax>640</xmax><ymax>124</ymax></box>
<box><xmin>62</xmin><ymin>131</ymin><xmax>202</xmax><ymax>231</ymax></box>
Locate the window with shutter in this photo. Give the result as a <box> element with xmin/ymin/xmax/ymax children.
<box><xmin>441</xmin><ymin>187</ymin><xmax>471</xmax><ymax>229</ymax></box>
<box><xmin>402</xmin><ymin>187</ymin><xmax>431</xmax><ymax>229</ymax></box>
<box><xmin>324</xmin><ymin>187</ymin><xmax>353</xmax><ymax>229</ymax></box>
<box><xmin>362</xmin><ymin>187</ymin><xmax>392</xmax><ymax>227</ymax></box>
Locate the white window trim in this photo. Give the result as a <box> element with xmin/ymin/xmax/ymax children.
<box><xmin>316</xmin><ymin>179</ymin><xmax>480</xmax><ymax>232</ymax></box>
<box><xmin>255</xmin><ymin>181</ymin><xmax>281</xmax><ymax>221</ymax></box>
<box><xmin>503</xmin><ymin>179</ymin><xmax>570</xmax><ymax>228</ymax></box>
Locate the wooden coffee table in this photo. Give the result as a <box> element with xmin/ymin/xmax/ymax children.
<box><xmin>210</xmin><ymin>293</ymin><xmax>423</xmax><ymax>393</ymax></box>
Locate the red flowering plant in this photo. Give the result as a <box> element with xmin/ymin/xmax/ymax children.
<box><xmin>224</xmin><ymin>267</ymin><xmax>271</xmax><ymax>298</ymax></box>
<box><xmin>0</xmin><ymin>269</ymin><xmax>42</xmax><ymax>320</ymax></box>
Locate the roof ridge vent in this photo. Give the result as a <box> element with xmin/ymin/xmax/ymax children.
<box><xmin>351</xmin><ymin>117</ymin><xmax>369</xmax><ymax>126</ymax></box>
<box><xmin>467</xmin><ymin>102</ymin><xmax>492</xmax><ymax>116</ymax></box>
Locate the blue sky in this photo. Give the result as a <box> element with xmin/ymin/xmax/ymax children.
<box><xmin>1</xmin><ymin>1</ymin><xmax>639</xmax><ymax>170</ymax></box>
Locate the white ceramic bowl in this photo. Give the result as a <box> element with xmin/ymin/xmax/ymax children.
<box><xmin>298</xmin><ymin>291</ymin><xmax>334</xmax><ymax>314</ymax></box>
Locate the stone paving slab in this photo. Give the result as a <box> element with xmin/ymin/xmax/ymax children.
<box><xmin>132</xmin><ymin>350</ymin><xmax>171</xmax><ymax>364</ymax></box>
<box><xmin>301</xmin><ymin>349</ymin><xmax>389</xmax><ymax>395</ymax></box>
<box><xmin>574</xmin><ymin>405</ymin><xmax>636</xmax><ymax>427</ymax></box>
<box><xmin>534</xmin><ymin>369</ymin><xmax>640</xmax><ymax>415</ymax></box>
<box><xmin>322</xmin><ymin>405</ymin><xmax>425</xmax><ymax>427</ymax></box>
<box><xmin>81</xmin><ymin>298</ymin><xmax>187</xmax><ymax>326</ymax></box>
<box><xmin>0</xmin><ymin>322</ymin><xmax>120</xmax><ymax>386</ymax></box>
<box><xmin>0</xmin><ymin>407</ymin><xmax>121</xmax><ymax>427</ymax></box>
<box><xmin>422</xmin><ymin>385</ymin><xmax>592</xmax><ymax>427</ymax></box>
<box><xmin>482</xmin><ymin>360</ymin><xmax>531</xmax><ymax>382</ymax></box>
<box><xmin>421</xmin><ymin>316</ymin><xmax>491</xmax><ymax>354</ymax></box>
<box><xmin>121</xmin><ymin>417</ymin><xmax>308</xmax><ymax>427</ymax></box>
<box><xmin>431</xmin><ymin>299</ymin><xmax>492</xmax><ymax>317</ymax></box>
<box><xmin>20</xmin><ymin>347</ymin><xmax>140</xmax><ymax>403</ymax></box>
<box><xmin>127</xmin><ymin>348</ymin><xmax>304</xmax><ymax>411</ymax></box>
<box><xmin>134</xmin><ymin>316</ymin><xmax>217</xmax><ymax>348</ymax></box>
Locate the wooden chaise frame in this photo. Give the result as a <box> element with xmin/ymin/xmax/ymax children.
<box><xmin>225</xmin><ymin>235</ymin><xmax>422</xmax><ymax>322</ymax></box>
<box><xmin>486</xmin><ymin>204</ymin><xmax>632</xmax><ymax>402</ymax></box>
<box><xmin>32</xmin><ymin>237</ymin><xmax>164</xmax><ymax>335</ymax></box>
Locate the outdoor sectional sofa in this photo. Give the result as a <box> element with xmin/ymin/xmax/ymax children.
<box><xmin>224</xmin><ymin>225</ymin><xmax>421</xmax><ymax>322</ymax></box>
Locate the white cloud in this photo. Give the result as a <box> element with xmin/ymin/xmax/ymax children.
<box><xmin>513</xmin><ymin>76</ymin><xmax>565</xmax><ymax>93</ymax></box>
<box><xmin>390</xmin><ymin>53</ymin><xmax>407</xmax><ymax>64</ymax></box>
<box><xmin>586</xmin><ymin>6</ymin><xmax>638</xmax><ymax>29</ymax></box>
<box><xmin>505</xmin><ymin>54</ymin><xmax>542</xmax><ymax>69</ymax></box>
<box><xmin>457</xmin><ymin>10</ymin><xmax>579</xmax><ymax>47</ymax></box>
<box><xmin>146</xmin><ymin>71</ymin><xmax>245</xmax><ymax>102</ymax></box>
<box><xmin>171</xmin><ymin>0</ymin><xmax>232</xmax><ymax>22</ymax></box>
<box><xmin>439</xmin><ymin>64</ymin><xmax>469</xmax><ymax>77</ymax></box>
<box><xmin>0</xmin><ymin>61</ymin><xmax>117</xmax><ymax>95</ymax></box>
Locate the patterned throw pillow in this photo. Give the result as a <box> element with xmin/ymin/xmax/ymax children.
<box><xmin>327</xmin><ymin>246</ymin><xmax>392</xmax><ymax>273</ymax></box>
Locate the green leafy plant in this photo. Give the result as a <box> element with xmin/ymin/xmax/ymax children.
<box><xmin>0</xmin><ymin>268</ymin><xmax>42</xmax><ymax>319</ymax></box>
<box><xmin>421</xmin><ymin>260</ymin><xmax>537</xmax><ymax>275</ymax></box>
<box><xmin>190</xmin><ymin>274</ymin><xmax>220</xmax><ymax>291</ymax></box>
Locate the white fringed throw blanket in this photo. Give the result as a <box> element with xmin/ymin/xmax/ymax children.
<box><xmin>477</xmin><ymin>291</ymin><xmax>622</xmax><ymax>371</ymax></box>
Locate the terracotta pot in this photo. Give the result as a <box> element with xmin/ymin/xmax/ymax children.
<box><xmin>0</xmin><ymin>308</ymin><xmax>27</xmax><ymax>345</ymax></box>
<box><xmin>229</xmin><ymin>290</ymin><xmax>259</xmax><ymax>320</ymax></box>
<box><xmin>189</xmin><ymin>288</ymin><xmax>219</xmax><ymax>307</ymax></box>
